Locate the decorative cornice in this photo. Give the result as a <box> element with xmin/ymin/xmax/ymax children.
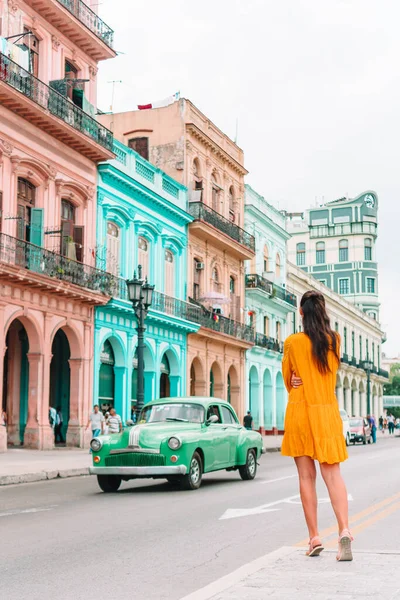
<box><xmin>186</xmin><ymin>123</ymin><xmax>248</xmax><ymax>176</ymax></box>
<box><xmin>52</xmin><ymin>35</ymin><xmax>61</xmax><ymax>52</ymax></box>
<box><xmin>8</xmin><ymin>0</ymin><xmax>19</xmax><ymax>14</ymax></box>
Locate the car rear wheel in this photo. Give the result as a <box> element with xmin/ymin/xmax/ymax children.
<box><xmin>239</xmin><ymin>449</ymin><xmax>257</xmax><ymax>481</ymax></box>
<box><xmin>97</xmin><ymin>475</ymin><xmax>122</xmax><ymax>493</ymax></box>
<box><xmin>180</xmin><ymin>452</ymin><xmax>203</xmax><ymax>490</ymax></box>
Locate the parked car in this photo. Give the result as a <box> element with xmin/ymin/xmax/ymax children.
<box><xmin>89</xmin><ymin>397</ymin><xmax>265</xmax><ymax>492</ymax></box>
<box><xmin>349</xmin><ymin>417</ymin><xmax>372</xmax><ymax>445</ymax></box>
<box><xmin>339</xmin><ymin>409</ymin><xmax>351</xmax><ymax>446</ymax></box>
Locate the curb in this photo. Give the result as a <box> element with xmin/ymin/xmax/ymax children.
<box><xmin>265</xmin><ymin>446</ymin><xmax>281</xmax><ymax>453</ymax></box>
<box><xmin>0</xmin><ymin>467</ymin><xmax>90</xmax><ymax>486</ymax></box>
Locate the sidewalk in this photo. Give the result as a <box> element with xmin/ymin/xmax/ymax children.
<box><xmin>0</xmin><ymin>434</ymin><xmax>282</xmax><ymax>487</ymax></box>
<box><xmin>181</xmin><ymin>546</ymin><xmax>400</xmax><ymax>600</ymax></box>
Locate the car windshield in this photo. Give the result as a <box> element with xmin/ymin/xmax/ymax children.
<box><xmin>139</xmin><ymin>403</ymin><xmax>205</xmax><ymax>424</ymax></box>
<box><xmin>349</xmin><ymin>419</ymin><xmax>363</xmax><ymax>427</ymax></box>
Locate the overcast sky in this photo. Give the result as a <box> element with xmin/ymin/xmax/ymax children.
<box><xmin>97</xmin><ymin>0</ymin><xmax>399</xmax><ymax>356</ymax></box>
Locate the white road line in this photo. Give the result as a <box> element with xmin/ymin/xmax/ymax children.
<box><xmin>258</xmin><ymin>474</ymin><xmax>297</xmax><ymax>485</ymax></box>
<box><xmin>219</xmin><ymin>494</ymin><xmax>300</xmax><ymax>520</ymax></box>
<box><xmin>0</xmin><ymin>505</ymin><xmax>57</xmax><ymax>518</ymax></box>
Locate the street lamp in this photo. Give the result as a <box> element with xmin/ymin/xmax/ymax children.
<box><xmin>363</xmin><ymin>359</ymin><xmax>373</xmax><ymax>415</ymax></box>
<box><xmin>126</xmin><ymin>266</ymin><xmax>155</xmax><ymax>413</ymax></box>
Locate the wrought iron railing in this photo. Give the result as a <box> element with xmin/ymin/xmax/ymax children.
<box><xmin>57</xmin><ymin>0</ymin><xmax>114</xmax><ymax>48</ymax></box>
<box><xmin>255</xmin><ymin>333</ymin><xmax>283</xmax><ymax>353</ymax></box>
<box><xmin>246</xmin><ymin>274</ymin><xmax>297</xmax><ymax>307</ymax></box>
<box><xmin>189</xmin><ymin>302</ymin><xmax>255</xmax><ymax>343</ymax></box>
<box><xmin>0</xmin><ymin>233</ymin><xmax>117</xmax><ymax>295</ymax></box>
<box><xmin>0</xmin><ymin>52</ymin><xmax>113</xmax><ymax>152</ymax></box>
<box><xmin>189</xmin><ymin>202</ymin><xmax>255</xmax><ymax>252</ymax></box>
<box><xmin>341</xmin><ymin>354</ymin><xmax>350</xmax><ymax>364</ymax></box>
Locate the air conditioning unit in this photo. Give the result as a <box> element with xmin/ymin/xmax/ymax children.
<box><xmin>196</xmin><ymin>262</ymin><xmax>205</xmax><ymax>270</ymax></box>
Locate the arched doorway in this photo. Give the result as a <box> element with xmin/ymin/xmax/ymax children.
<box><xmin>190</xmin><ymin>357</ymin><xmax>205</xmax><ymax>396</ymax></box>
<box><xmin>227</xmin><ymin>365</ymin><xmax>240</xmax><ymax>416</ymax></box>
<box><xmin>50</xmin><ymin>329</ymin><xmax>71</xmax><ymax>445</ymax></box>
<box><xmin>263</xmin><ymin>369</ymin><xmax>273</xmax><ymax>431</ymax></box>
<box><xmin>2</xmin><ymin>319</ymin><xmax>29</xmax><ymax>446</ymax></box>
<box><xmin>210</xmin><ymin>361</ymin><xmax>223</xmax><ymax>397</ymax></box>
<box><xmin>249</xmin><ymin>366</ymin><xmax>259</xmax><ymax>430</ymax></box>
<box><xmin>160</xmin><ymin>354</ymin><xmax>171</xmax><ymax>398</ymax></box>
<box><xmin>276</xmin><ymin>372</ymin><xmax>285</xmax><ymax>431</ymax></box>
<box><xmin>99</xmin><ymin>339</ymin><xmax>115</xmax><ymax>413</ymax></box>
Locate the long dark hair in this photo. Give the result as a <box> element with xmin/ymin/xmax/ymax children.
<box><xmin>300</xmin><ymin>291</ymin><xmax>339</xmax><ymax>373</ymax></box>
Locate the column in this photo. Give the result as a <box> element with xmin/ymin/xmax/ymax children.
<box><xmin>360</xmin><ymin>390</ymin><xmax>367</xmax><ymax>418</ymax></box>
<box><xmin>352</xmin><ymin>388</ymin><xmax>360</xmax><ymax>417</ymax></box>
<box><xmin>344</xmin><ymin>387</ymin><xmax>351</xmax><ymax>417</ymax></box>
<box><xmin>114</xmin><ymin>366</ymin><xmax>127</xmax><ymax>423</ymax></box>
<box><xmin>0</xmin><ymin>304</ymin><xmax>6</xmax><ymax>452</ymax></box>
<box><xmin>335</xmin><ymin>386</ymin><xmax>344</xmax><ymax>410</ymax></box>
<box><xmin>66</xmin><ymin>358</ymin><xmax>84</xmax><ymax>447</ymax></box>
<box><xmin>4</xmin><ymin>325</ymin><xmax>21</xmax><ymax>447</ymax></box>
<box><xmin>24</xmin><ymin>353</ymin><xmax>43</xmax><ymax>449</ymax></box>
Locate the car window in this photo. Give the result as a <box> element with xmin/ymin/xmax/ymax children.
<box><xmin>207</xmin><ymin>405</ymin><xmax>221</xmax><ymax>422</ymax></box>
<box><xmin>221</xmin><ymin>406</ymin><xmax>237</xmax><ymax>424</ymax></box>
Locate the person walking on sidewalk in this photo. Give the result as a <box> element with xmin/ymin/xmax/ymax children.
<box><xmin>387</xmin><ymin>414</ymin><xmax>395</xmax><ymax>435</ymax></box>
<box><xmin>54</xmin><ymin>407</ymin><xmax>64</xmax><ymax>444</ymax></box>
<box><xmin>281</xmin><ymin>291</ymin><xmax>352</xmax><ymax>562</ymax></box>
<box><xmin>107</xmin><ymin>408</ymin><xmax>122</xmax><ymax>434</ymax></box>
<box><xmin>243</xmin><ymin>411</ymin><xmax>253</xmax><ymax>430</ymax></box>
<box><xmin>368</xmin><ymin>414</ymin><xmax>377</xmax><ymax>444</ymax></box>
<box><xmin>86</xmin><ymin>405</ymin><xmax>105</xmax><ymax>438</ymax></box>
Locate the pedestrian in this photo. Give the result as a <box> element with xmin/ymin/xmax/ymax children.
<box><xmin>1</xmin><ymin>409</ymin><xmax>7</xmax><ymax>428</ymax></box>
<box><xmin>243</xmin><ymin>411</ymin><xmax>253</xmax><ymax>430</ymax></box>
<box><xmin>54</xmin><ymin>406</ymin><xmax>64</xmax><ymax>444</ymax></box>
<box><xmin>383</xmin><ymin>417</ymin><xmax>388</xmax><ymax>432</ymax></box>
<box><xmin>131</xmin><ymin>405</ymin><xmax>137</xmax><ymax>424</ymax></box>
<box><xmin>368</xmin><ymin>414</ymin><xmax>377</xmax><ymax>444</ymax></box>
<box><xmin>107</xmin><ymin>408</ymin><xmax>122</xmax><ymax>434</ymax></box>
<box><xmin>379</xmin><ymin>416</ymin><xmax>383</xmax><ymax>431</ymax></box>
<box><xmin>86</xmin><ymin>404</ymin><xmax>105</xmax><ymax>438</ymax></box>
<box><xmin>387</xmin><ymin>414</ymin><xmax>395</xmax><ymax>435</ymax></box>
<box><xmin>49</xmin><ymin>406</ymin><xmax>56</xmax><ymax>431</ymax></box>
<box><xmin>104</xmin><ymin>412</ymin><xmax>110</xmax><ymax>435</ymax></box>
<box><xmin>281</xmin><ymin>291</ymin><xmax>352</xmax><ymax>561</ymax></box>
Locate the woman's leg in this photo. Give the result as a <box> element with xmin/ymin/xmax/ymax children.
<box><xmin>320</xmin><ymin>462</ymin><xmax>349</xmax><ymax>533</ymax></box>
<box><xmin>294</xmin><ymin>456</ymin><xmax>318</xmax><ymax>539</ymax></box>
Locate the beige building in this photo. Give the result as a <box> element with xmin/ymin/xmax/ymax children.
<box><xmin>287</xmin><ymin>263</ymin><xmax>387</xmax><ymax>419</ymax></box>
<box><xmin>99</xmin><ymin>100</ymin><xmax>255</xmax><ymax>421</ymax></box>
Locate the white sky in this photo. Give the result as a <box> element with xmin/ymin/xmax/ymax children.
<box><xmin>97</xmin><ymin>0</ymin><xmax>399</xmax><ymax>355</ymax></box>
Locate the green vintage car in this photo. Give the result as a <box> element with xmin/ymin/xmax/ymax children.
<box><xmin>89</xmin><ymin>397</ymin><xmax>265</xmax><ymax>492</ymax></box>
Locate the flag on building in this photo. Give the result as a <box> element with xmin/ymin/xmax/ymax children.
<box><xmin>138</xmin><ymin>91</ymin><xmax>180</xmax><ymax>110</ymax></box>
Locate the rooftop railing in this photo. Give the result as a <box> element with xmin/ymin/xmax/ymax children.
<box><xmin>57</xmin><ymin>0</ymin><xmax>114</xmax><ymax>48</ymax></box>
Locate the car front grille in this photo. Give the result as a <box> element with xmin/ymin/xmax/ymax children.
<box><xmin>105</xmin><ymin>453</ymin><xmax>166</xmax><ymax>467</ymax></box>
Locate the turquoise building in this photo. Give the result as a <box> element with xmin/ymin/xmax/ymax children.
<box><xmin>94</xmin><ymin>142</ymin><xmax>199</xmax><ymax>422</ymax></box>
<box><xmin>244</xmin><ymin>185</ymin><xmax>297</xmax><ymax>433</ymax></box>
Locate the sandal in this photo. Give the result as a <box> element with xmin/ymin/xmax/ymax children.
<box><xmin>306</xmin><ymin>536</ymin><xmax>324</xmax><ymax>557</ymax></box>
<box><xmin>336</xmin><ymin>529</ymin><xmax>353</xmax><ymax>562</ymax></box>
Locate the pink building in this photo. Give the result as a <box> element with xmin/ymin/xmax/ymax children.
<box><xmin>0</xmin><ymin>0</ymin><xmax>115</xmax><ymax>451</ymax></box>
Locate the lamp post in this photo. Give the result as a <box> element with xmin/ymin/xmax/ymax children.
<box><xmin>363</xmin><ymin>359</ymin><xmax>373</xmax><ymax>415</ymax></box>
<box><xmin>126</xmin><ymin>266</ymin><xmax>155</xmax><ymax>413</ymax></box>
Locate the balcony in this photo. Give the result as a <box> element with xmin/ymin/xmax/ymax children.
<box><xmin>0</xmin><ymin>52</ymin><xmax>114</xmax><ymax>162</ymax></box>
<box><xmin>23</xmin><ymin>0</ymin><xmax>115</xmax><ymax>61</ymax></box>
<box><xmin>188</xmin><ymin>202</ymin><xmax>255</xmax><ymax>260</ymax></box>
<box><xmin>255</xmin><ymin>333</ymin><xmax>283</xmax><ymax>353</ymax></box>
<box><xmin>0</xmin><ymin>233</ymin><xmax>117</xmax><ymax>301</ymax></box>
<box><xmin>245</xmin><ymin>274</ymin><xmax>297</xmax><ymax>308</ymax></box>
<box><xmin>310</xmin><ymin>221</ymin><xmax>377</xmax><ymax>239</ymax></box>
<box><xmin>341</xmin><ymin>354</ymin><xmax>350</xmax><ymax>364</ymax></box>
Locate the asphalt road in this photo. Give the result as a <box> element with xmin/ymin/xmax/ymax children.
<box><xmin>1</xmin><ymin>436</ymin><xmax>400</xmax><ymax>600</ymax></box>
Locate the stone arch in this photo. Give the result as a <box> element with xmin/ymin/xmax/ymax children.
<box><xmin>227</xmin><ymin>364</ymin><xmax>239</xmax><ymax>415</ymax></box>
<box><xmin>159</xmin><ymin>347</ymin><xmax>180</xmax><ymax>398</ymax></box>
<box><xmin>351</xmin><ymin>378</ymin><xmax>358</xmax><ymax>417</ymax></box>
<box><xmin>343</xmin><ymin>376</ymin><xmax>351</xmax><ymax>416</ymax></box>
<box><xmin>4</xmin><ymin>312</ymin><xmax>42</xmax><ymax>354</ymax></box>
<box><xmin>209</xmin><ymin>360</ymin><xmax>223</xmax><ymax>398</ymax></box>
<box><xmin>190</xmin><ymin>356</ymin><xmax>206</xmax><ymax>396</ymax></box>
<box><xmin>51</xmin><ymin>321</ymin><xmax>84</xmax><ymax>361</ymax></box>
<box><xmin>263</xmin><ymin>368</ymin><xmax>273</xmax><ymax>432</ymax></box>
<box><xmin>248</xmin><ymin>365</ymin><xmax>259</xmax><ymax>430</ymax></box>
<box><xmin>276</xmin><ymin>371</ymin><xmax>286</xmax><ymax>431</ymax></box>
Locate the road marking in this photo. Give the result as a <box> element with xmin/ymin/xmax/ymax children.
<box><xmin>287</xmin><ymin>493</ymin><xmax>353</xmax><ymax>505</ymax></box>
<box><xmin>0</xmin><ymin>505</ymin><xmax>57</xmax><ymax>518</ymax></box>
<box><xmin>219</xmin><ymin>494</ymin><xmax>300</xmax><ymax>520</ymax></box>
<box><xmin>258</xmin><ymin>474</ymin><xmax>297</xmax><ymax>485</ymax></box>
<box><xmin>295</xmin><ymin>490</ymin><xmax>400</xmax><ymax>547</ymax></box>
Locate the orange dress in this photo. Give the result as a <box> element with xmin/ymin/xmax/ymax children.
<box><xmin>281</xmin><ymin>332</ymin><xmax>348</xmax><ymax>464</ymax></box>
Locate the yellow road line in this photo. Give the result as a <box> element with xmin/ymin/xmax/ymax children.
<box><xmin>295</xmin><ymin>490</ymin><xmax>400</xmax><ymax>547</ymax></box>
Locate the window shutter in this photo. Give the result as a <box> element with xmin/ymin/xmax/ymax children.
<box><xmin>73</xmin><ymin>225</ymin><xmax>84</xmax><ymax>263</ymax></box>
<box><xmin>30</xmin><ymin>208</ymin><xmax>44</xmax><ymax>247</ymax></box>
<box><xmin>61</xmin><ymin>220</ymin><xmax>73</xmax><ymax>256</ymax></box>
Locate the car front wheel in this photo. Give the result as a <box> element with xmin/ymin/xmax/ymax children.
<box><xmin>180</xmin><ymin>452</ymin><xmax>203</xmax><ymax>490</ymax></box>
<box><xmin>97</xmin><ymin>475</ymin><xmax>122</xmax><ymax>493</ymax></box>
<box><xmin>239</xmin><ymin>449</ymin><xmax>257</xmax><ymax>481</ymax></box>
<box><xmin>345</xmin><ymin>433</ymin><xmax>350</xmax><ymax>446</ymax></box>
<box><xmin>363</xmin><ymin>436</ymin><xmax>367</xmax><ymax>445</ymax></box>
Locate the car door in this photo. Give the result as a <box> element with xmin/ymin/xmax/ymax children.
<box><xmin>220</xmin><ymin>405</ymin><xmax>241</xmax><ymax>465</ymax></box>
<box><xmin>206</xmin><ymin>404</ymin><xmax>230</xmax><ymax>469</ymax></box>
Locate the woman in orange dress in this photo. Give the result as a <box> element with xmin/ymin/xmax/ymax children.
<box><xmin>281</xmin><ymin>291</ymin><xmax>353</xmax><ymax>561</ymax></box>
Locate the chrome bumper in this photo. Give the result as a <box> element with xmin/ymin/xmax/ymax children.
<box><xmin>89</xmin><ymin>465</ymin><xmax>187</xmax><ymax>477</ymax></box>
<box><xmin>262</xmin><ymin>447</ymin><xmax>267</xmax><ymax>454</ymax></box>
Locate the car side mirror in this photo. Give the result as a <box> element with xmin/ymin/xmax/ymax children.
<box><xmin>206</xmin><ymin>415</ymin><xmax>219</xmax><ymax>425</ymax></box>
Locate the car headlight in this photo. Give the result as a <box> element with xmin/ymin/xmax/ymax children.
<box><xmin>90</xmin><ymin>438</ymin><xmax>103</xmax><ymax>452</ymax></box>
<box><xmin>168</xmin><ymin>436</ymin><xmax>182</xmax><ymax>450</ymax></box>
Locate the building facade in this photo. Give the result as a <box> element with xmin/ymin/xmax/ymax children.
<box><xmin>287</xmin><ymin>263</ymin><xmax>388</xmax><ymax>419</ymax></box>
<box><xmin>0</xmin><ymin>0</ymin><xmax>115</xmax><ymax>450</ymax></box>
<box><xmin>286</xmin><ymin>191</ymin><xmax>380</xmax><ymax>320</ymax></box>
<box><xmin>244</xmin><ymin>185</ymin><xmax>297</xmax><ymax>433</ymax></box>
<box><xmin>99</xmin><ymin>100</ymin><xmax>255</xmax><ymax>422</ymax></box>
<box><xmin>95</xmin><ymin>141</ymin><xmax>199</xmax><ymax>423</ymax></box>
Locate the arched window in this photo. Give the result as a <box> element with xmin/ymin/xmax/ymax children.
<box><xmin>165</xmin><ymin>249</ymin><xmax>174</xmax><ymax>296</ymax></box>
<box><xmin>192</xmin><ymin>158</ymin><xmax>203</xmax><ymax>201</ymax></box>
<box><xmin>264</xmin><ymin>316</ymin><xmax>269</xmax><ymax>336</ymax></box>
<box><xmin>275</xmin><ymin>253</ymin><xmax>281</xmax><ymax>278</ymax></box>
<box><xmin>138</xmin><ymin>236</ymin><xmax>149</xmax><ymax>278</ymax></box>
<box><xmin>316</xmin><ymin>241</ymin><xmax>325</xmax><ymax>264</ymax></box>
<box><xmin>276</xmin><ymin>321</ymin><xmax>282</xmax><ymax>343</ymax></box>
<box><xmin>229</xmin><ymin>276</ymin><xmax>235</xmax><ymax>294</ymax></box>
<box><xmin>228</xmin><ymin>186</ymin><xmax>235</xmax><ymax>222</ymax></box>
<box><xmin>160</xmin><ymin>354</ymin><xmax>171</xmax><ymax>398</ymax></box>
<box><xmin>212</xmin><ymin>266</ymin><xmax>220</xmax><ymax>292</ymax></box>
<box><xmin>211</xmin><ymin>171</ymin><xmax>220</xmax><ymax>212</ymax></box>
<box><xmin>339</xmin><ymin>239</ymin><xmax>348</xmax><ymax>262</ymax></box>
<box><xmin>17</xmin><ymin>177</ymin><xmax>36</xmax><ymax>243</ymax></box>
<box><xmin>263</xmin><ymin>245</ymin><xmax>269</xmax><ymax>273</ymax></box>
<box><xmin>296</xmin><ymin>243</ymin><xmax>306</xmax><ymax>266</ymax></box>
<box><xmin>106</xmin><ymin>221</ymin><xmax>120</xmax><ymax>275</ymax></box>
<box><xmin>364</xmin><ymin>238</ymin><xmax>372</xmax><ymax>261</ymax></box>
